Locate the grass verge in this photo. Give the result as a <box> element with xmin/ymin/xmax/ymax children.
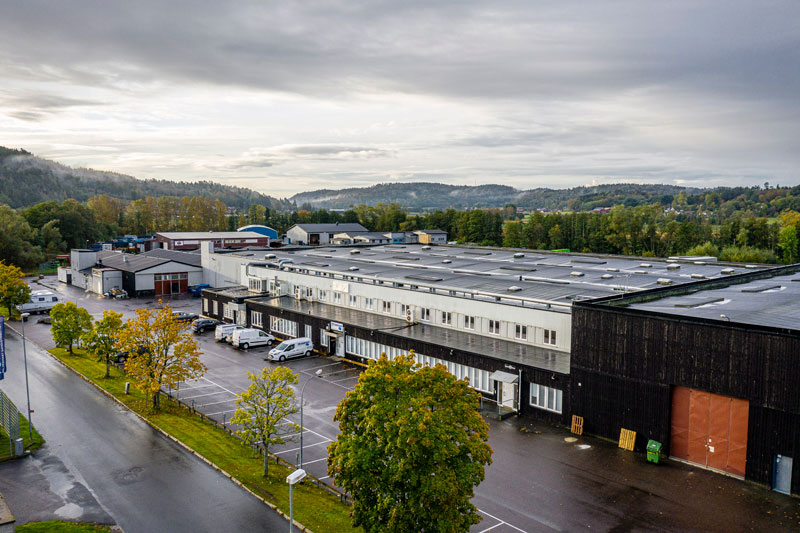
<box><xmin>16</xmin><ymin>521</ymin><xmax>110</xmax><ymax>532</ymax></box>
<box><xmin>49</xmin><ymin>347</ymin><xmax>358</xmax><ymax>533</ymax></box>
<box><xmin>0</xmin><ymin>408</ymin><xmax>44</xmax><ymax>461</ymax></box>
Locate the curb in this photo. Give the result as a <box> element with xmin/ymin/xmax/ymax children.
<box><xmin>7</xmin><ymin>324</ymin><xmax>314</xmax><ymax>533</ymax></box>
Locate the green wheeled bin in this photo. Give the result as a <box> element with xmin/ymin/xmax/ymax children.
<box><xmin>646</xmin><ymin>439</ymin><xmax>662</xmax><ymax>464</ymax></box>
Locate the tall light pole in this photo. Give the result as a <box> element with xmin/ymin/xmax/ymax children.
<box><xmin>286</xmin><ymin>468</ymin><xmax>306</xmax><ymax>533</ymax></box>
<box><xmin>20</xmin><ymin>312</ymin><xmax>32</xmax><ymax>440</ymax></box>
<box><xmin>299</xmin><ymin>368</ymin><xmax>323</xmax><ymax>469</ymax></box>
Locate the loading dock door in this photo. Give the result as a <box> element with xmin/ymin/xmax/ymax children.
<box><xmin>670</xmin><ymin>386</ymin><xmax>749</xmax><ymax>477</ymax></box>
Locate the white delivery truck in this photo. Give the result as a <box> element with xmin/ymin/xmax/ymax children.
<box><xmin>266</xmin><ymin>337</ymin><xmax>313</xmax><ymax>362</ymax></box>
<box><xmin>232</xmin><ymin>328</ymin><xmax>275</xmax><ymax>350</ymax></box>
<box><xmin>214</xmin><ymin>323</ymin><xmax>244</xmax><ymax>342</ymax></box>
<box><xmin>17</xmin><ymin>290</ymin><xmax>61</xmax><ymax>314</ymax></box>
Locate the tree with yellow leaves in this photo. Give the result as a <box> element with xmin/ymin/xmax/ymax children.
<box><xmin>328</xmin><ymin>353</ymin><xmax>493</xmax><ymax>533</ymax></box>
<box><xmin>116</xmin><ymin>303</ymin><xmax>205</xmax><ymax>410</ymax></box>
<box><xmin>230</xmin><ymin>366</ymin><xmax>299</xmax><ymax>477</ymax></box>
<box><xmin>82</xmin><ymin>309</ymin><xmax>123</xmax><ymax>378</ymax></box>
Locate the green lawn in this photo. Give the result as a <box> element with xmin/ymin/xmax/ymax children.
<box><xmin>0</xmin><ymin>408</ymin><xmax>44</xmax><ymax>461</ymax></box>
<box><xmin>17</xmin><ymin>521</ymin><xmax>110</xmax><ymax>532</ymax></box>
<box><xmin>49</xmin><ymin>348</ymin><xmax>358</xmax><ymax>532</ymax></box>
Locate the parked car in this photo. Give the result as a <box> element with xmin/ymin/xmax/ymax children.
<box><xmin>17</xmin><ymin>290</ymin><xmax>61</xmax><ymax>314</ymax></box>
<box><xmin>191</xmin><ymin>318</ymin><xmax>219</xmax><ymax>334</ymax></box>
<box><xmin>172</xmin><ymin>312</ymin><xmax>199</xmax><ymax>323</ymax></box>
<box><xmin>266</xmin><ymin>337</ymin><xmax>313</xmax><ymax>362</ymax></box>
<box><xmin>232</xmin><ymin>328</ymin><xmax>275</xmax><ymax>350</ymax></box>
<box><xmin>189</xmin><ymin>284</ymin><xmax>211</xmax><ymax>297</ymax></box>
<box><xmin>215</xmin><ymin>324</ymin><xmax>244</xmax><ymax>342</ymax></box>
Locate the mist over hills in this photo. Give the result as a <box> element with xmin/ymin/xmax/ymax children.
<box><xmin>289</xmin><ymin>182</ymin><xmax>702</xmax><ymax>211</ymax></box>
<box><xmin>0</xmin><ymin>146</ymin><xmax>289</xmax><ymax>210</ymax></box>
<box><xmin>1</xmin><ymin>145</ymin><xmax>703</xmax><ymax>211</ymax></box>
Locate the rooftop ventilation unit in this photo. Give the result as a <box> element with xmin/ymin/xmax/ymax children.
<box><xmin>694</xmin><ymin>261</ymin><xmax>707</xmax><ymax>265</ymax></box>
<box><xmin>666</xmin><ymin>264</ymin><xmax>680</xmax><ymax>270</ymax></box>
<box><xmin>639</xmin><ymin>263</ymin><xmax>652</xmax><ymax>268</ymax></box>
<box><xmin>601</xmin><ymin>274</ymin><xmax>614</xmax><ymax>279</ymax></box>
<box><xmin>300</xmin><ymin>261</ymin><xmax>329</xmax><ymax>267</ymax></box>
<box><xmin>348</xmin><ymin>266</ymin><xmax>359</xmax><ymax>271</ymax></box>
<box><xmin>350</xmin><ymin>250</ymin><xmax>360</xmax><ymax>254</ymax></box>
<box><xmin>513</xmin><ymin>253</ymin><xmax>525</xmax><ymax>258</ymax></box>
<box><xmin>632</xmin><ymin>270</ymin><xmax>648</xmax><ymax>275</ymax></box>
<box><xmin>606</xmin><ymin>268</ymin><xmax>619</xmax><ymax>272</ymax></box>
<box><xmin>265</xmin><ymin>253</ymin><xmax>277</xmax><ymax>259</ymax></box>
<box><xmin>442</xmin><ymin>259</ymin><xmax>452</xmax><ymax>264</ymax></box>
<box><xmin>523</xmin><ymin>276</ymin><xmax>570</xmax><ymax>285</ymax></box>
<box><xmin>569</xmin><ymin>271</ymin><xmax>584</xmax><ymax>277</ymax></box>
<box><xmin>657</xmin><ymin>278</ymin><xmax>673</xmax><ymax>285</ymax></box>
<box><xmin>507</xmin><ymin>286</ymin><xmax>522</xmax><ymax>292</ymax></box>
<box><xmin>690</xmin><ymin>273</ymin><xmax>705</xmax><ymax>279</ymax></box>
<box><xmin>721</xmin><ymin>268</ymin><xmax>735</xmax><ymax>274</ymax></box>
<box><xmin>405</xmin><ymin>307</ymin><xmax>415</xmax><ymax>324</ymax></box>
<box><xmin>421</xmin><ymin>246</ymin><xmax>431</xmax><ymax>250</ymax></box>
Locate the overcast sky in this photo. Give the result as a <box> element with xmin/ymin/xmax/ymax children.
<box><xmin>1</xmin><ymin>1</ymin><xmax>798</xmax><ymax>198</ymax></box>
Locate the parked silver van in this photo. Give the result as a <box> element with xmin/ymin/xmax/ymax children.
<box><xmin>232</xmin><ymin>328</ymin><xmax>275</xmax><ymax>350</ymax></box>
<box><xmin>266</xmin><ymin>337</ymin><xmax>313</xmax><ymax>362</ymax></box>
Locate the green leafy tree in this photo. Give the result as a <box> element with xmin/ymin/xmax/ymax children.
<box><xmin>230</xmin><ymin>366</ymin><xmax>299</xmax><ymax>477</ymax></box>
<box><xmin>328</xmin><ymin>353</ymin><xmax>493</xmax><ymax>533</ymax></box>
<box><xmin>0</xmin><ymin>261</ymin><xmax>31</xmax><ymax>317</ymax></box>
<box><xmin>116</xmin><ymin>303</ymin><xmax>205</xmax><ymax>410</ymax></box>
<box><xmin>0</xmin><ymin>205</ymin><xmax>43</xmax><ymax>269</ymax></box>
<box><xmin>50</xmin><ymin>302</ymin><xmax>93</xmax><ymax>355</ymax></box>
<box><xmin>81</xmin><ymin>309</ymin><xmax>124</xmax><ymax>378</ymax></box>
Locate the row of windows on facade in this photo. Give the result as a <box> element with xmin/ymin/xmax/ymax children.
<box><xmin>293</xmin><ymin>287</ymin><xmax>558</xmax><ymax>346</ymax></box>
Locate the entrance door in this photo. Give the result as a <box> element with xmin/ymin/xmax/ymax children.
<box><xmin>501</xmin><ymin>382</ymin><xmax>517</xmax><ymax>409</ymax></box>
<box><xmin>774</xmin><ymin>455</ymin><xmax>793</xmax><ymax>494</ymax></box>
<box><xmin>328</xmin><ymin>338</ymin><xmax>337</xmax><ymax>356</ymax></box>
<box><xmin>671</xmin><ymin>386</ymin><xmax>749</xmax><ymax>477</ymax></box>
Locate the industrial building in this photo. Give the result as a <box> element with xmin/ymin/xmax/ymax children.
<box><xmin>199</xmin><ymin>244</ymin><xmax>754</xmax><ymax>423</ymax></box>
<box><xmin>572</xmin><ymin>265</ymin><xmax>800</xmax><ymax>496</ymax></box>
<box><xmin>155</xmin><ymin>231</ymin><xmax>270</xmax><ymax>251</ymax></box>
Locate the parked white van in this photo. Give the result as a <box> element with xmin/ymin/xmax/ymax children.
<box><xmin>17</xmin><ymin>290</ymin><xmax>61</xmax><ymax>314</ymax></box>
<box><xmin>232</xmin><ymin>328</ymin><xmax>275</xmax><ymax>350</ymax></box>
<box><xmin>215</xmin><ymin>324</ymin><xmax>244</xmax><ymax>342</ymax></box>
<box><xmin>267</xmin><ymin>337</ymin><xmax>313</xmax><ymax>362</ymax></box>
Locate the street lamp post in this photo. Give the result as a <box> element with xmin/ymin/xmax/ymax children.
<box><xmin>286</xmin><ymin>468</ymin><xmax>306</xmax><ymax>533</ymax></box>
<box><xmin>20</xmin><ymin>312</ymin><xmax>32</xmax><ymax>440</ymax></box>
<box><xmin>299</xmin><ymin>369</ymin><xmax>323</xmax><ymax>469</ymax></box>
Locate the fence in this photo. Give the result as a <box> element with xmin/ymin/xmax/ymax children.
<box><xmin>0</xmin><ymin>389</ymin><xmax>21</xmax><ymax>457</ymax></box>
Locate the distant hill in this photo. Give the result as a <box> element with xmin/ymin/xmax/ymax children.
<box><xmin>290</xmin><ymin>182</ymin><xmax>703</xmax><ymax>211</ymax></box>
<box><xmin>0</xmin><ymin>146</ymin><xmax>290</xmax><ymax>210</ymax></box>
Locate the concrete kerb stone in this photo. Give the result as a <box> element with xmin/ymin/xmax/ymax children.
<box><xmin>7</xmin><ymin>324</ymin><xmax>314</xmax><ymax>533</ymax></box>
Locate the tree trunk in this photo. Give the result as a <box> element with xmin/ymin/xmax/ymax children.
<box><xmin>68</xmin><ymin>342</ymin><xmax>73</xmax><ymax>355</ymax></box>
<box><xmin>105</xmin><ymin>355</ymin><xmax>110</xmax><ymax>378</ymax></box>
<box><xmin>263</xmin><ymin>446</ymin><xmax>269</xmax><ymax>477</ymax></box>
<box><xmin>152</xmin><ymin>392</ymin><xmax>160</xmax><ymax>410</ymax></box>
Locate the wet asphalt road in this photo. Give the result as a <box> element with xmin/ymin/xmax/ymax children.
<box><xmin>0</xmin><ymin>329</ymin><xmax>288</xmax><ymax>532</ymax></box>
<box><xmin>10</xmin><ymin>277</ymin><xmax>800</xmax><ymax>532</ymax></box>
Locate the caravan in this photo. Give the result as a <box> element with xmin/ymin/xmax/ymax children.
<box><xmin>17</xmin><ymin>290</ymin><xmax>61</xmax><ymax>314</ymax></box>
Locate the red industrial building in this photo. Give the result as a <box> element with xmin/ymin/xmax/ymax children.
<box><xmin>155</xmin><ymin>231</ymin><xmax>269</xmax><ymax>251</ymax></box>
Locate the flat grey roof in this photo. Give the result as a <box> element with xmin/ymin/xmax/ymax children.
<box><xmin>222</xmin><ymin>244</ymin><xmax>766</xmax><ymax>308</ymax></box>
<box><xmin>249</xmin><ymin>296</ymin><xmax>570</xmax><ymax>374</ymax></box>
<box><xmin>624</xmin><ymin>266</ymin><xmax>800</xmax><ymax>331</ymax></box>
<box><xmin>157</xmin><ymin>231</ymin><xmax>266</xmax><ymax>239</ymax></box>
<box><xmin>142</xmin><ymin>248</ymin><xmax>202</xmax><ymax>267</ymax></box>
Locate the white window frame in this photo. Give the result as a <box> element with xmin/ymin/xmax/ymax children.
<box><xmin>515</xmin><ymin>324</ymin><xmax>527</xmax><ymax>340</ymax></box>
<box><xmin>544</xmin><ymin>329</ymin><xmax>557</xmax><ymax>345</ymax></box>
<box><xmin>488</xmin><ymin>319</ymin><xmax>501</xmax><ymax>335</ymax></box>
<box><xmin>349</xmin><ymin>294</ymin><xmax>358</xmax><ymax>306</ymax></box>
<box><xmin>333</xmin><ymin>292</ymin><xmax>343</xmax><ymax>304</ymax></box>
<box><xmin>382</xmin><ymin>301</ymin><xmax>392</xmax><ymax>313</ymax></box>
<box><xmin>441</xmin><ymin>311</ymin><xmax>452</xmax><ymax>325</ymax></box>
<box><xmin>364</xmin><ymin>297</ymin><xmax>374</xmax><ymax>310</ymax></box>
<box><xmin>420</xmin><ymin>308</ymin><xmax>431</xmax><ymax>321</ymax></box>
<box><xmin>251</xmin><ymin>311</ymin><xmax>263</xmax><ymax>327</ymax></box>
<box><xmin>529</xmin><ymin>383</ymin><xmax>563</xmax><ymax>413</ymax></box>
<box><xmin>464</xmin><ymin>315</ymin><xmax>475</xmax><ymax>330</ymax></box>
<box><xmin>319</xmin><ymin>289</ymin><xmax>327</xmax><ymax>301</ymax></box>
<box><xmin>203</xmin><ymin>298</ymin><xmax>209</xmax><ymax>313</ymax></box>
<box><xmin>212</xmin><ymin>300</ymin><xmax>218</xmax><ymax>315</ymax></box>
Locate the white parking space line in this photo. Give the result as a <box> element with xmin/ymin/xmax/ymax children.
<box><xmin>182</xmin><ymin>391</ymin><xmax>231</xmax><ymax>400</ymax></box>
<box><xmin>303</xmin><ymin>361</ymin><xmax>343</xmax><ymax>372</ymax></box>
<box><xmin>317</xmin><ymin>475</ymin><xmax>330</xmax><ymax>481</ymax></box>
<box><xmin>206</xmin><ymin>409</ymin><xmax>237</xmax><ymax>417</ymax></box>
<box><xmin>476</xmin><ymin>510</ymin><xmax>527</xmax><ymax>533</ymax></box>
<box><xmin>200</xmin><ymin>398</ymin><xmax>237</xmax><ymax>407</ymax></box>
<box><xmin>329</xmin><ymin>376</ymin><xmax>359</xmax><ymax>384</ymax></box>
<box><xmin>477</xmin><ymin>524</ymin><xmax>502</xmax><ymax>533</ymax></box>
<box><xmin>301</xmin><ymin>456</ymin><xmax>329</xmax><ymax>465</ymax></box>
<box><xmin>199</xmin><ymin>376</ymin><xmax>240</xmax><ymax>396</ymax></box>
<box><xmin>175</xmin><ymin>384</ymin><xmax>218</xmax><ymax>391</ymax></box>
<box><xmin>276</xmin><ymin>440</ymin><xmax>330</xmax><ymax>455</ymax></box>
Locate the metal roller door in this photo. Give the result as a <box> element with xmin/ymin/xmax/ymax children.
<box><xmin>670</xmin><ymin>386</ymin><xmax>749</xmax><ymax>477</ymax></box>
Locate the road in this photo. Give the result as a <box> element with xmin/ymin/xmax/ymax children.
<box><xmin>19</xmin><ymin>277</ymin><xmax>800</xmax><ymax>532</ymax></box>
<box><xmin>0</xmin><ymin>327</ymin><xmax>288</xmax><ymax>532</ymax></box>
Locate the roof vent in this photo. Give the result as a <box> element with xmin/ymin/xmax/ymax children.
<box><xmin>601</xmin><ymin>274</ymin><xmax>614</xmax><ymax>279</ymax></box>
<box><xmin>657</xmin><ymin>278</ymin><xmax>673</xmax><ymax>285</ymax></box>
<box><xmin>350</xmin><ymin>250</ymin><xmax>360</xmax><ymax>254</ymax></box>
<box><xmin>606</xmin><ymin>268</ymin><xmax>619</xmax><ymax>272</ymax></box>
<box><xmin>421</xmin><ymin>246</ymin><xmax>431</xmax><ymax>250</ymax></box>
<box><xmin>639</xmin><ymin>263</ymin><xmax>652</xmax><ymax>268</ymax></box>
<box><xmin>507</xmin><ymin>286</ymin><xmax>522</xmax><ymax>292</ymax></box>
<box><xmin>569</xmin><ymin>271</ymin><xmax>584</xmax><ymax>277</ymax></box>
<box><xmin>265</xmin><ymin>253</ymin><xmax>277</xmax><ymax>259</ymax></box>
<box><xmin>442</xmin><ymin>259</ymin><xmax>452</xmax><ymax>264</ymax></box>
<box><xmin>694</xmin><ymin>261</ymin><xmax>707</xmax><ymax>265</ymax></box>
<box><xmin>690</xmin><ymin>273</ymin><xmax>705</xmax><ymax>279</ymax></box>
<box><xmin>513</xmin><ymin>253</ymin><xmax>525</xmax><ymax>258</ymax></box>
<box><xmin>348</xmin><ymin>266</ymin><xmax>359</xmax><ymax>271</ymax></box>
<box><xmin>721</xmin><ymin>268</ymin><xmax>735</xmax><ymax>274</ymax></box>
<box><xmin>666</xmin><ymin>264</ymin><xmax>680</xmax><ymax>270</ymax></box>
<box><xmin>632</xmin><ymin>270</ymin><xmax>647</xmax><ymax>275</ymax></box>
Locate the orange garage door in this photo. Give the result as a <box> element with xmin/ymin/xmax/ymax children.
<box><xmin>670</xmin><ymin>386</ymin><xmax>749</xmax><ymax>477</ymax></box>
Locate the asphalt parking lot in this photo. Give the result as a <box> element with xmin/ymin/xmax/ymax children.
<box><xmin>18</xmin><ymin>277</ymin><xmax>800</xmax><ymax>532</ymax></box>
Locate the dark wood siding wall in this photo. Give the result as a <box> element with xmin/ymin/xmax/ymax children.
<box><xmin>248</xmin><ymin>300</ymin><xmax>571</xmax><ymax>422</ymax></box>
<box><xmin>571</xmin><ymin>304</ymin><xmax>800</xmax><ymax>494</ymax></box>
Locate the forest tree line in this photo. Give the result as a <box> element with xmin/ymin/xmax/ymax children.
<box><xmin>1</xmin><ymin>193</ymin><xmax>799</xmax><ymax>270</ymax></box>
